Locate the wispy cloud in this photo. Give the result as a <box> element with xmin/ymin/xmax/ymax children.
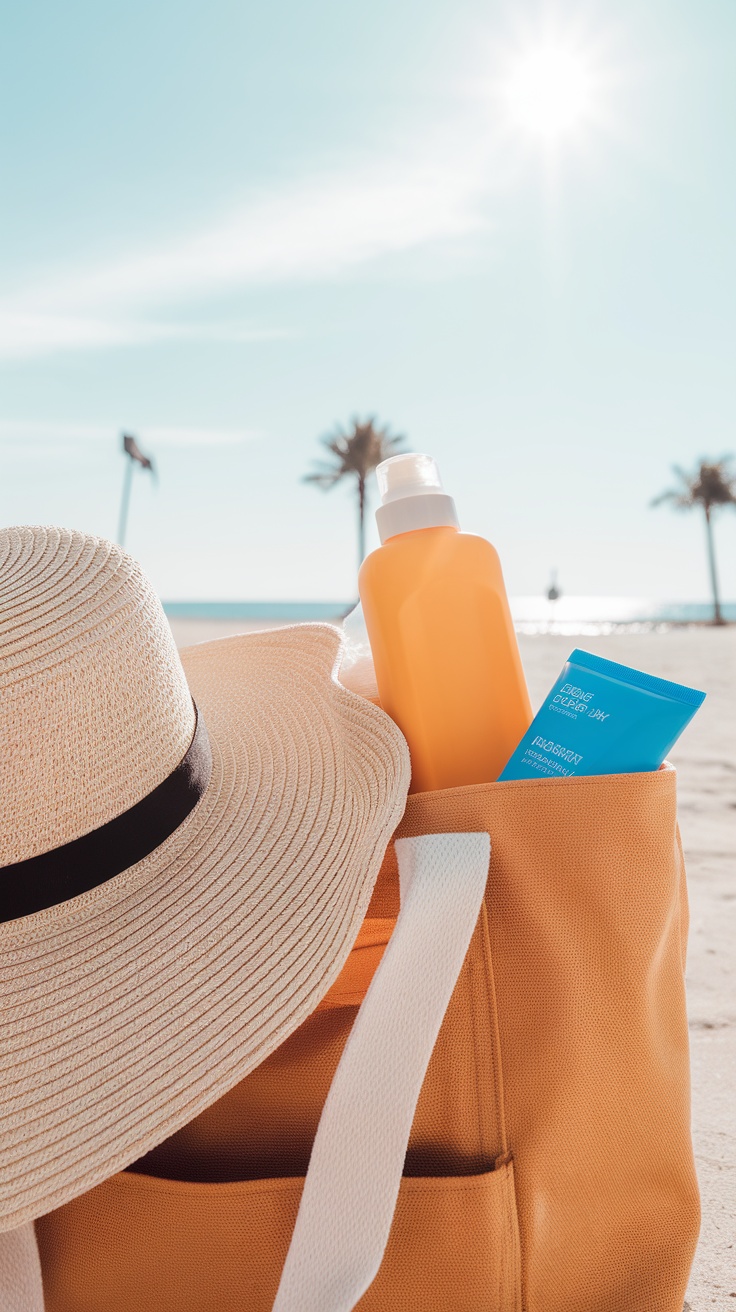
<box><xmin>0</xmin><ymin>420</ymin><xmax>262</xmax><ymax>450</ymax></box>
<box><xmin>0</xmin><ymin>150</ymin><xmax>491</xmax><ymax>360</ymax></box>
<box><xmin>143</xmin><ymin>425</ymin><xmax>263</xmax><ymax>447</ymax></box>
<box><xmin>0</xmin><ymin>315</ymin><xmax>292</xmax><ymax>360</ymax></box>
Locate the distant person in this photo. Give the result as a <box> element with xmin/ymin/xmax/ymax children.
<box><xmin>547</xmin><ymin>569</ymin><xmax>561</xmax><ymax>603</ymax></box>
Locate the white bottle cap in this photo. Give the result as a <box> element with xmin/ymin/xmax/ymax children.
<box><xmin>375</xmin><ymin>452</ymin><xmax>459</xmax><ymax>543</ymax></box>
<box><xmin>377</xmin><ymin>453</ymin><xmax>444</xmax><ymax>504</ymax></box>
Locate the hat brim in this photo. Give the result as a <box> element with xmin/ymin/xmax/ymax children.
<box><xmin>0</xmin><ymin>625</ymin><xmax>409</xmax><ymax>1229</ymax></box>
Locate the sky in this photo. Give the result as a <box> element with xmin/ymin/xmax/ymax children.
<box><xmin>1</xmin><ymin>0</ymin><xmax>735</xmax><ymax>602</ymax></box>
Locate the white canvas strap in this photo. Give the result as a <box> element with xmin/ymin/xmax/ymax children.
<box><xmin>274</xmin><ymin>831</ymin><xmax>490</xmax><ymax>1312</ymax></box>
<box><xmin>0</xmin><ymin>1224</ymin><xmax>45</xmax><ymax>1312</ymax></box>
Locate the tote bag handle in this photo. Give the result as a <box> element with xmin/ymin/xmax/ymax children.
<box><xmin>274</xmin><ymin>831</ymin><xmax>491</xmax><ymax>1312</ymax></box>
<box><xmin>0</xmin><ymin>1223</ymin><xmax>45</xmax><ymax>1312</ymax></box>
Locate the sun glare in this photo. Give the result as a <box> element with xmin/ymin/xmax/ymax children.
<box><xmin>502</xmin><ymin>41</ymin><xmax>597</xmax><ymax>142</ymax></box>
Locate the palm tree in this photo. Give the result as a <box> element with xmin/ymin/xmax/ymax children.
<box><xmin>117</xmin><ymin>433</ymin><xmax>156</xmax><ymax>549</ymax></box>
<box><xmin>304</xmin><ymin>417</ymin><xmax>405</xmax><ymax>570</ymax></box>
<box><xmin>651</xmin><ymin>458</ymin><xmax>736</xmax><ymax>625</ymax></box>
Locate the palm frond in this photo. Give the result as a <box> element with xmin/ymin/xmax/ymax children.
<box><xmin>304</xmin><ymin>417</ymin><xmax>406</xmax><ymax>488</ymax></box>
<box><xmin>650</xmin><ymin>490</ymin><xmax>692</xmax><ymax>509</ymax></box>
<box><xmin>302</xmin><ymin>460</ymin><xmax>343</xmax><ymax>488</ymax></box>
<box><xmin>652</xmin><ymin>456</ymin><xmax>736</xmax><ymax>513</ymax></box>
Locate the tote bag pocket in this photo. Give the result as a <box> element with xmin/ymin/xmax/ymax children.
<box><xmin>396</xmin><ymin>766</ymin><xmax>700</xmax><ymax>1312</ymax></box>
<box><xmin>35</xmin><ymin>1160</ymin><xmax>521</xmax><ymax>1312</ymax></box>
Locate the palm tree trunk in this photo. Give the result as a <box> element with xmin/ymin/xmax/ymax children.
<box><xmin>118</xmin><ymin>458</ymin><xmax>134</xmax><ymax>548</ymax></box>
<box><xmin>704</xmin><ymin>506</ymin><xmax>724</xmax><ymax>625</ymax></box>
<box><xmin>357</xmin><ymin>475</ymin><xmax>366</xmax><ymax>569</ymax></box>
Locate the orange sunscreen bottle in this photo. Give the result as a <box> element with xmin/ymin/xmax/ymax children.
<box><xmin>358</xmin><ymin>453</ymin><xmax>532</xmax><ymax>792</ymax></box>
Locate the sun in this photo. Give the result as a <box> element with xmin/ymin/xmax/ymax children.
<box><xmin>502</xmin><ymin>40</ymin><xmax>598</xmax><ymax>142</ymax></box>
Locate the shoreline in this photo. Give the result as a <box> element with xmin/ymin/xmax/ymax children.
<box><xmin>168</xmin><ymin>614</ymin><xmax>732</xmax><ymax>649</ymax></box>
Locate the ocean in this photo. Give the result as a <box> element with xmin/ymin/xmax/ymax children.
<box><xmin>163</xmin><ymin>597</ymin><xmax>735</xmax><ymax>634</ymax></box>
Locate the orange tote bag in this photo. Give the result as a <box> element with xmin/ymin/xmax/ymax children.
<box><xmin>37</xmin><ymin>767</ymin><xmax>700</xmax><ymax>1312</ymax></box>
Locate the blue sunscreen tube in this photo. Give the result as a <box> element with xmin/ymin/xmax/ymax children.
<box><xmin>499</xmin><ymin>648</ymin><xmax>706</xmax><ymax>781</ymax></box>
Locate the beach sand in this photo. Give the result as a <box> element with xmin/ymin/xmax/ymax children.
<box><xmin>170</xmin><ymin>617</ymin><xmax>735</xmax><ymax>1308</ymax></box>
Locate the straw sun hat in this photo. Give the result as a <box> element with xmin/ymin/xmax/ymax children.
<box><xmin>0</xmin><ymin>525</ymin><xmax>410</xmax><ymax>1231</ymax></box>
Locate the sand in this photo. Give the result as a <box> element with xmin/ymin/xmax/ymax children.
<box><xmin>170</xmin><ymin>617</ymin><xmax>735</xmax><ymax>1308</ymax></box>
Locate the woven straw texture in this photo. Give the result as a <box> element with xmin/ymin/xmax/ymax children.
<box><xmin>0</xmin><ymin>526</ymin><xmax>410</xmax><ymax>1231</ymax></box>
<box><xmin>0</xmin><ymin>525</ymin><xmax>193</xmax><ymax>864</ymax></box>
